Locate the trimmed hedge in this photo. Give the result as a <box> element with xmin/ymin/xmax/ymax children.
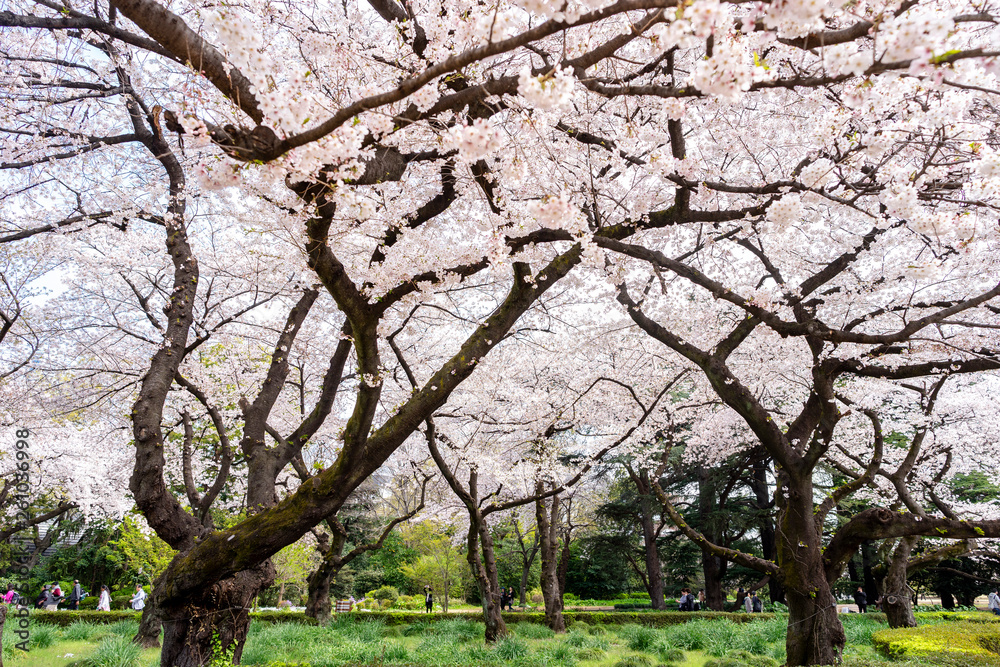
<box><xmin>30</xmin><ymin>607</ymin><xmax>792</xmax><ymax>629</ymax></box>
<box><xmin>30</xmin><ymin>610</ymin><xmax>140</xmax><ymax>626</ymax></box>
<box><xmin>29</xmin><ymin>610</ymin><xmax>320</xmax><ymax>627</ymax></box>
<box><xmin>873</xmin><ymin>620</ymin><xmax>1000</xmax><ymax>664</ymax></box>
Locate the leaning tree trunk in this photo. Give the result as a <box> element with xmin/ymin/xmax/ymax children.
<box><xmin>158</xmin><ymin>562</ymin><xmax>274</xmax><ymax>667</ymax></box>
<box><xmin>881</xmin><ymin>537</ymin><xmax>918</xmax><ymax>628</ymax></box>
<box><xmin>779</xmin><ymin>472</ymin><xmax>846</xmax><ymax>666</ymax></box>
<box><xmin>536</xmin><ymin>487</ymin><xmax>565</xmax><ymax>633</ymax></box>
<box><xmin>134</xmin><ymin>602</ymin><xmax>162</xmax><ymax>648</ymax></box>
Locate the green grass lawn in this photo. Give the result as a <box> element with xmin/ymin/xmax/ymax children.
<box><xmin>3</xmin><ymin>613</ymin><xmax>997</xmax><ymax>667</ymax></box>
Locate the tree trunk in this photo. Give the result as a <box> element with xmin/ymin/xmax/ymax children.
<box><xmin>779</xmin><ymin>471</ymin><xmax>845</xmax><ymax>666</ymax></box>
<box><xmin>861</xmin><ymin>541</ymin><xmax>880</xmax><ymax>603</ymax></box>
<box><xmin>134</xmin><ymin>602</ymin><xmax>162</xmax><ymax>648</ymax></box>
<box><xmin>519</xmin><ymin>563</ymin><xmax>530</xmax><ymax>606</ymax></box>
<box><xmin>536</xmin><ymin>486</ymin><xmax>565</xmax><ymax>633</ymax></box>
<box><xmin>468</xmin><ymin>519</ymin><xmax>507</xmax><ymax>642</ymax></box>
<box><xmin>158</xmin><ymin>563</ymin><xmax>273</xmax><ymax>667</ymax></box>
<box><xmin>698</xmin><ymin>466</ymin><xmax>727</xmax><ymax>611</ymax></box>
<box><xmin>305</xmin><ymin>557</ymin><xmax>337</xmax><ymax>625</ymax></box>
<box><xmin>938</xmin><ymin>590</ymin><xmax>955</xmax><ymax>609</ymax></box>
<box><xmin>751</xmin><ymin>455</ymin><xmax>785</xmax><ymax>605</ymax></box>
<box><xmin>702</xmin><ymin>550</ymin><xmax>726</xmax><ymax>611</ymax></box>
<box><xmin>639</xmin><ymin>496</ymin><xmax>666</xmax><ymax>610</ymax></box>
<box><xmin>881</xmin><ymin>537</ymin><xmax>917</xmax><ymax>629</ymax></box>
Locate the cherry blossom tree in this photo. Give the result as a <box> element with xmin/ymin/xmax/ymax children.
<box><xmin>4</xmin><ymin>0</ymin><xmax>1000</xmax><ymax>662</ymax></box>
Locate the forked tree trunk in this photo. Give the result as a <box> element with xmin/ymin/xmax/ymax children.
<box><xmin>158</xmin><ymin>563</ymin><xmax>273</xmax><ymax>667</ymax></box>
<box><xmin>881</xmin><ymin>537</ymin><xmax>918</xmax><ymax>628</ymax></box>
<box><xmin>134</xmin><ymin>602</ymin><xmax>162</xmax><ymax>648</ymax></box>
<box><xmin>699</xmin><ymin>467</ymin><xmax>727</xmax><ymax>611</ymax></box>
<box><xmin>778</xmin><ymin>472</ymin><xmax>845</xmax><ymax>666</ymax></box>
<box><xmin>536</xmin><ymin>487</ymin><xmax>565</xmax><ymax>633</ymax></box>
<box><xmin>469</xmin><ymin>521</ymin><xmax>507</xmax><ymax>642</ymax></box>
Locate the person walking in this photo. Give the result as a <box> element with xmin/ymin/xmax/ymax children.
<box><xmin>68</xmin><ymin>579</ymin><xmax>83</xmax><ymax>610</ymax></box>
<box><xmin>751</xmin><ymin>593</ymin><xmax>763</xmax><ymax>613</ymax></box>
<box><xmin>424</xmin><ymin>586</ymin><xmax>433</xmax><ymax>613</ymax></box>
<box><xmin>697</xmin><ymin>590</ymin><xmax>706</xmax><ymax>611</ymax></box>
<box><xmin>853</xmin><ymin>586</ymin><xmax>868</xmax><ymax>613</ymax></box>
<box><xmin>3</xmin><ymin>585</ymin><xmax>16</xmax><ymax>605</ymax></box>
<box><xmin>507</xmin><ymin>587</ymin><xmax>515</xmax><ymax>610</ymax></box>
<box><xmin>678</xmin><ymin>588</ymin><xmax>694</xmax><ymax>611</ymax></box>
<box><xmin>744</xmin><ymin>591</ymin><xmax>754</xmax><ymax>613</ymax></box>
<box><xmin>988</xmin><ymin>589</ymin><xmax>1000</xmax><ymax>616</ymax></box>
<box><xmin>97</xmin><ymin>585</ymin><xmax>111</xmax><ymax>611</ymax></box>
<box><xmin>130</xmin><ymin>584</ymin><xmax>147</xmax><ymax>611</ymax></box>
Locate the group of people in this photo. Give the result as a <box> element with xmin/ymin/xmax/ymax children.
<box><xmin>733</xmin><ymin>587</ymin><xmax>764</xmax><ymax>613</ymax></box>
<box><xmin>2</xmin><ymin>582</ymin><xmax>147</xmax><ymax>612</ymax></box>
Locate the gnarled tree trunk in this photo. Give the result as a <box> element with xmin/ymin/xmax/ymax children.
<box><xmin>305</xmin><ymin>556</ymin><xmax>337</xmax><ymax>625</ymax></box>
<box><xmin>881</xmin><ymin>537</ymin><xmax>918</xmax><ymax>628</ymax></box>
<box><xmin>134</xmin><ymin>602</ymin><xmax>162</xmax><ymax>648</ymax></box>
<box><xmin>158</xmin><ymin>563</ymin><xmax>273</xmax><ymax>667</ymax></box>
<box><xmin>779</xmin><ymin>472</ymin><xmax>845</xmax><ymax>666</ymax></box>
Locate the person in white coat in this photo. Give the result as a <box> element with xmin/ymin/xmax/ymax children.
<box><xmin>988</xmin><ymin>589</ymin><xmax>1000</xmax><ymax>616</ymax></box>
<box><xmin>97</xmin><ymin>585</ymin><xmax>111</xmax><ymax>611</ymax></box>
<box><xmin>130</xmin><ymin>585</ymin><xmax>147</xmax><ymax>611</ymax></box>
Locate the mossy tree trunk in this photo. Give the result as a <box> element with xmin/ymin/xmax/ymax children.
<box><xmin>134</xmin><ymin>602</ymin><xmax>162</xmax><ymax>648</ymax></box>
<box><xmin>881</xmin><ymin>537</ymin><xmax>918</xmax><ymax>629</ymax></box>
<box><xmin>158</xmin><ymin>563</ymin><xmax>274</xmax><ymax>667</ymax></box>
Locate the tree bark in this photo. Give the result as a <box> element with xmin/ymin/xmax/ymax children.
<box><xmin>751</xmin><ymin>455</ymin><xmax>785</xmax><ymax>605</ymax></box>
<box><xmin>134</xmin><ymin>602</ymin><xmax>162</xmax><ymax>648</ymax></box>
<box><xmin>469</xmin><ymin>520</ymin><xmax>507</xmax><ymax>642</ymax></box>
<box><xmin>699</xmin><ymin>466</ymin><xmax>727</xmax><ymax>611</ymax></box>
<box><xmin>536</xmin><ymin>486</ymin><xmax>565</xmax><ymax>633</ymax></box>
<box><xmin>881</xmin><ymin>537</ymin><xmax>918</xmax><ymax>628</ymax></box>
<box><xmin>158</xmin><ymin>563</ymin><xmax>274</xmax><ymax>667</ymax></box>
<box><xmin>305</xmin><ymin>556</ymin><xmax>337</xmax><ymax>625</ymax></box>
<box><xmin>779</xmin><ymin>471</ymin><xmax>845</xmax><ymax>666</ymax></box>
<box><xmin>629</xmin><ymin>468</ymin><xmax>666</xmax><ymax>610</ymax></box>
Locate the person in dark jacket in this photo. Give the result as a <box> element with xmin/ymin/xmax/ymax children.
<box><xmin>68</xmin><ymin>580</ymin><xmax>83</xmax><ymax>610</ymax></box>
<box><xmin>751</xmin><ymin>593</ymin><xmax>763</xmax><ymax>613</ymax></box>
<box><xmin>853</xmin><ymin>586</ymin><xmax>868</xmax><ymax>613</ymax></box>
<box><xmin>424</xmin><ymin>586</ymin><xmax>433</xmax><ymax>613</ymax></box>
<box><xmin>507</xmin><ymin>587</ymin><xmax>516</xmax><ymax>610</ymax></box>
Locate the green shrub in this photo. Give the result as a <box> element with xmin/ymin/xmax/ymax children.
<box><xmin>85</xmin><ymin>635</ymin><xmax>142</xmax><ymax>667</ymax></box>
<box><xmin>63</xmin><ymin>620</ymin><xmax>103</xmax><ymax>641</ymax></box>
<box><xmin>872</xmin><ymin>620</ymin><xmax>1000</xmax><ymax>664</ymax></box>
<box><xmin>30</xmin><ymin>623</ymin><xmax>60</xmax><ymax>648</ymax></box>
<box><xmin>369</xmin><ymin>585</ymin><xmax>400</xmax><ymax>602</ymax></box>
<box><xmin>620</xmin><ymin>624</ymin><xmax>659</xmax><ymax>651</ymax></box>
<box><xmin>658</xmin><ymin>647</ymin><xmax>686</xmax><ymax>663</ymax></box>
<box><xmin>576</xmin><ymin>646</ymin><xmax>605</xmax><ymax>660</ymax></box>
<box><xmin>721</xmin><ymin>650</ymin><xmax>780</xmax><ymax>667</ymax></box>
<box><xmin>612</xmin><ymin>656</ymin><xmax>652</xmax><ymax>667</ymax></box>
<box><xmin>514</xmin><ymin>622</ymin><xmax>556</xmax><ymax>639</ymax></box>
<box><xmin>495</xmin><ymin>635</ymin><xmax>528</xmax><ymax>660</ymax></box>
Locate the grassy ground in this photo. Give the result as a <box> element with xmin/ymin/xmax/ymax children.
<box><xmin>2</xmin><ymin>612</ymin><xmax>994</xmax><ymax>667</ymax></box>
